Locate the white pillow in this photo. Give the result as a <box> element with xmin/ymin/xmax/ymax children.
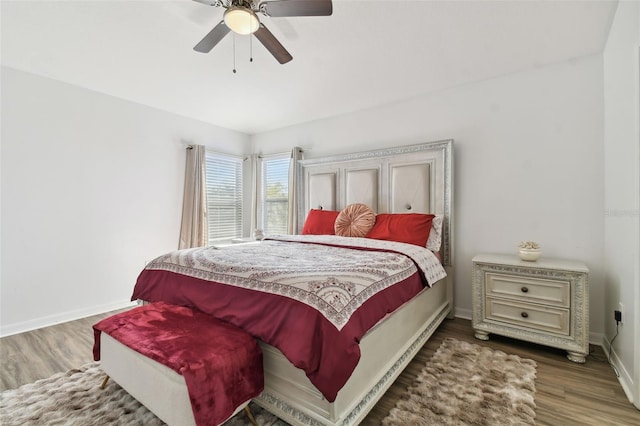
<box><xmin>426</xmin><ymin>214</ymin><xmax>443</xmax><ymax>252</ymax></box>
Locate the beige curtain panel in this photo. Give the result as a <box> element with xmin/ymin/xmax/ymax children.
<box><xmin>287</xmin><ymin>147</ymin><xmax>303</xmax><ymax>234</ymax></box>
<box><xmin>178</xmin><ymin>145</ymin><xmax>207</xmax><ymax>249</ymax></box>
<box><xmin>248</xmin><ymin>153</ymin><xmax>259</xmax><ymax>237</ymax></box>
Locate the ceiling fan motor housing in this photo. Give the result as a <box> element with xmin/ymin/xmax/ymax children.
<box><xmin>230</xmin><ymin>0</ymin><xmax>257</xmax><ymax>11</ymax></box>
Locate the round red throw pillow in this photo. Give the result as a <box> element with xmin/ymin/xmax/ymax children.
<box><xmin>334</xmin><ymin>203</ymin><xmax>376</xmax><ymax>237</ymax></box>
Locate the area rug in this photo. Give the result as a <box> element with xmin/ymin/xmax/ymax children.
<box><xmin>382</xmin><ymin>337</ymin><xmax>537</xmax><ymax>426</ymax></box>
<box><xmin>0</xmin><ymin>363</ymin><xmax>286</xmax><ymax>426</ymax></box>
<box><xmin>1</xmin><ymin>338</ymin><xmax>537</xmax><ymax>426</ymax></box>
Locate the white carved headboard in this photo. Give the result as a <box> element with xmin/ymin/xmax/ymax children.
<box><xmin>297</xmin><ymin>140</ymin><xmax>454</xmax><ymax>267</ymax></box>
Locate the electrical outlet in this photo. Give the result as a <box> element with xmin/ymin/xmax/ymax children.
<box><xmin>614</xmin><ymin>310</ymin><xmax>622</xmax><ymax>323</ymax></box>
<box><xmin>619</xmin><ymin>302</ymin><xmax>624</xmax><ymax>324</ymax></box>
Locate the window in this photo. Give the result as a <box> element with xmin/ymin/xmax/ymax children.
<box><xmin>260</xmin><ymin>154</ymin><xmax>291</xmax><ymax>234</ymax></box>
<box><xmin>205</xmin><ymin>151</ymin><xmax>243</xmax><ymax>245</ymax></box>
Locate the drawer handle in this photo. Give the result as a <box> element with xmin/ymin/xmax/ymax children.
<box><xmin>521</xmin><ymin>287</ymin><xmax>529</xmax><ymax>293</ymax></box>
<box><xmin>521</xmin><ymin>312</ymin><xmax>529</xmax><ymax>318</ymax></box>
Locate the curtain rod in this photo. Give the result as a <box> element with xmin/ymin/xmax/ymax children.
<box><xmin>254</xmin><ymin>147</ymin><xmax>309</xmax><ymax>158</ymax></box>
<box><xmin>185</xmin><ymin>145</ymin><xmax>309</xmax><ymax>157</ymax></box>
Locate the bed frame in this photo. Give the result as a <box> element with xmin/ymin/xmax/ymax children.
<box><xmin>253</xmin><ymin>140</ymin><xmax>455</xmax><ymax>425</ymax></box>
<box><xmin>100</xmin><ymin>140</ymin><xmax>454</xmax><ymax>426</ymax></box>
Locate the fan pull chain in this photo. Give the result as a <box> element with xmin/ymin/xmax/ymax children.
<box><xmin>250</xmin><ymin>34</ymin><xmax>253</xmax><ymax>63</ymax></box>
<box><xmin>232</xmin><ymin>32</ymin><xmax>237</xmax><ymax>74</ymax></box>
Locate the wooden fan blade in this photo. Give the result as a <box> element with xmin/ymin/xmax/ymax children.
<box><xmin>194</xmin><ymin>21</ymin><xmax>230</xmax><ymax>53</ymax></box>
<box><xmin>260</xmin><ymin>0</ymin><xmax>332</xmax><ymax>17</ymax></box>
<box><xmin>254</xmin><ymin>23</ymin><xmax>293</xmax><ymax>64</ymax></box>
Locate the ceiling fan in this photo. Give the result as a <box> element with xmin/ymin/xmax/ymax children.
<box><xmin>192</xmin><ymin>0</ymin><xmax>333</xmax><ymax>64</ymax></box>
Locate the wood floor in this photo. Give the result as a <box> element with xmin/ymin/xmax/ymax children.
<box><xmin>1</xmin><ymin>313</ymin><xmax>638</xmax><ymax>425</ymax></box>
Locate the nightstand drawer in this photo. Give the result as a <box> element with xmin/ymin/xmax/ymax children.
<box><xmin>485</xmin><ymin>272</ymin><xmax>570</xmax><ymax>308</ymax></box>
<box><xmin>485</xmin><ymin>297</ymin><xmax>570</xmax><ymax>335</ymax></box>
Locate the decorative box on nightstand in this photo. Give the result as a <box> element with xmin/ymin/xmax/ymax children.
<box><xmin>472</xmin><ymin>254</ymin><xmax>589</xmax><ymax>363</ymax></box>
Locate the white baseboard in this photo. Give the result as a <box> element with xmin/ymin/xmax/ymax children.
<box><xmin>0</xmin><ymin>300</ymin><xmax>137</xmax><ymax>338</ymax></box>
<box><xmin>454</xmin><ymin>307</ymin><xmax>472</xmax><ymax>320</ymax></box>
<box><xmin>602</xmin><ymin>334</ymin><xmax>636</xmax><ymax>406</ymax></box>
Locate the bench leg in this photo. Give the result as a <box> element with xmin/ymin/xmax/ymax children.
<box><xmin>100</xmin><ymin>375</ymin><xmax>110</xmax><ymax>390</ymax></box>
<box><xmin>244</xmin><ymin>405</ymin><xmax>258</xmax><ymax>426</ymax></box>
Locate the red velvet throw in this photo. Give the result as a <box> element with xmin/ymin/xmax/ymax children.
<box><xmin>93</xmin><ymin>302</ymin><xmax>264</xmax><ymax>426</ymax></box>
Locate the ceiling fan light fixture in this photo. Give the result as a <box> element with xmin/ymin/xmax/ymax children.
<box><xmin>224</xmin><ymin>7</ymin><xmax>259</xmax><ymax>35</ymax></box>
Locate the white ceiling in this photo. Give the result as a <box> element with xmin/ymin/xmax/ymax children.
<box><xmin>1</xmin><ymin>0</ymin><xmax>617</xmax><ymax>135</ymax></box>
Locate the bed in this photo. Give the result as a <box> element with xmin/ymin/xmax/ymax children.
<box><xmin>100</xmin><ymin>140</ymin><xmax>454</xmax><ymax>426</ymax></box>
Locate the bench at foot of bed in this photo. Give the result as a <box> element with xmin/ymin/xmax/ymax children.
<box><xmin>93</xmin><ymin>302</ymin><xmax>264</xmax><ymax>426</ymax></box>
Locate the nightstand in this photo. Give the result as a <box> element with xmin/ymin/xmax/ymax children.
<box><xmin>472</xmin><ymin>254</ymin><xmax>589</xmax><ymax>363</ymax></box>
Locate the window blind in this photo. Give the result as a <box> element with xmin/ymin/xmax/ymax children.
<box><xmin>262</xmin><ymin>156</ymin><xmax>290</xmax><ymax>235</ymax></box>
<box><xmin>205</xmin><ymin>151</ymin><xmax>243</xmax><ymax>244</ymax></box>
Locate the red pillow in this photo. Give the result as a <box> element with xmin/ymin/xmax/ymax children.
<box><xmin>366</xmin><ymin>213</ymin><xmax>435</xmax><ymax>247</ymax></box>
<box><xmin>301</xmin><ymin>209</ymin><xmax>340</xmax><ymax>235</ymax></box>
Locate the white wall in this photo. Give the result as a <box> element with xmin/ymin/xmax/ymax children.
<box><xmin>253</xmin><ymin>55</ymin><xmax>606</xmax><ymax>338</ymax></box>
<box><xmin>603</xmin><ymin>1</ymin><xmax>640</xmax><ymax>408</ymax></box>
<box><xmin>0</xmin><ymin>66</ymin><xmax>251</xmax><ymax>336</ymax></box>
